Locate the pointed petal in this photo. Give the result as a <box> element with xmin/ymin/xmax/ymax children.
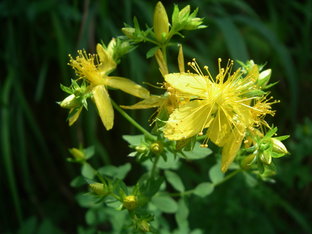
<box><xmin>164</xmin><ymin>100</ymin><xmax>212</xmax><ymax>140</ymax></box>
<box><xmin>121</xmin><ymin>95</ymin><xmax>165</xmax><ymax>109</ymax></box>
<box><xmin>164</xmin><ymin>73</ymin><xmax>209</xmax><ymax>97</ymax></box>
<box><xmin>68</xmin><ymin>107</ymin><xmax>83</xmax><ymax>126</ymax></box>
<box><xmin>155</xmin><ymin>49</ymin><xmax>169</xmax><ymax>76</ymax></box>
<box><xmin>92</xmin><ymin>85</ymin><xmax>114</xmax><ymax>130</ymax></box>
<box><xmin>221</xmin><ymin>124</ymin><xmax>245</xmax><ymax>172</ymax></box>
<box><xmin>178</xmin><ymin>45</ymin><xmax>185</xmax><ymax>73</ymax></box>
<box><xmin>96</xmin><ymin>44</ymin><xmax>116</xmax><ymax>74</ymax></box>
<box><xmin>105</xmin><ymin>76</ymin><xmax>150</xmax><ymax>99</ymax></box>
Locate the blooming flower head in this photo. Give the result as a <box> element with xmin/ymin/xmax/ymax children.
<box><xmin>63</xmin><ymin>42</ymin><xmax>150</xmax><ymax>129</ymax></box>
<box><xmin>163</xmin><ymin>58</ymin><xmax>275</xmax><ymax>171</ymax></box>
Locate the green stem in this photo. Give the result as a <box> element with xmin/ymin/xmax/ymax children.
<box><xmin>214</xmin><ymin>169</ymin><xmax>242</xmax><ymax>186</ymax></box>
<box><xmin>151</xmin><ymin>154</ymin><xmax>161</xmax><ymax>177</ymax></box>
<box><xmin>111</xmin><ymin>99</ymin><xmax>156</xmax><ymax>141</ymax></box>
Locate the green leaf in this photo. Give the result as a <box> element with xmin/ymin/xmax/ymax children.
<box><xmin>18</xmin><ymin>216</ymin><xmax>38</xmax><ymax>234</ymax></box>
<box><xmin>193</xmin><ymin>182</ymin><xmax>214</xmax><ymax>198</ymax></box>
<box><xmin>214</xmin><ymin>17</ymin><xmax>249</xmax><ymax>61</ymax></box>
<box><xmin>81</xmin><ymin>163</ymin><xmax>95</xmax><ymax>179</ymax></box>
<box><xmin>151</xmin><ymin>196</ymin><xmax>178</xmax><ymax>213</ymax></box>
<box><xmin>76</xmin><ymin>193</ymin><xmax>101</xmax><ymax>208</ymax></box>
<box><xmin>165</xmin><ymin>171</ymin><xmax>185</xmax><ymax>192</ymax></box>
<box><xmin>122</xmin><ymin>134</ymin><xmax>145</xmax><ymax>146</ymax></box>
<box><xmin>175</xmin><ymin>199</ymin><xmax>189</xmax><ymax>233</ymax></box>
<box><xmin>190</xmin><ymin>229</ymin><xmax>204</xmax><ymax>234</ymax></box>
<box><xmin>145</xmin><ymin>151</ymin><xmax>180</xmax><ymax>170</ymax></box>
<box><xmin>98</xmin><ymin>163</ymin><xmax>131</xmax><ymax>180</ymax></box>
<box><xmin>83</xmin><ymin>146</ymin><xmax>95</xmax><ymax>160</ymax></box>
<box><xmin>70</xmin><ymin>176</ymin><xmax>86</xmax><ymax>187</ymax></box>
<box><xmin>182</xmin><ymin>142</ymin><xmax>212</xmax><ymax>160</ymax></box>
<box><xmin>146</xmin><ymin>46</ymin><xmax>159</xmax><ymax>59</ymax></box>
<box><xmin>85</xmin><ymin>209</ymin><xmax>96</xmax><ymax>225</ymax></box>
<box><xmin>209</xmin><ymin>163</ymin><xmax>224</xmax><ymax>184</ymax></box>
<box><xmin>243</xmin><ymin>172</ymin><xmax>258</xmax><ymax>187</ymax></box>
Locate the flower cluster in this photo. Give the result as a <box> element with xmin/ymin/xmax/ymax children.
<box><xmin>59</xmin><ymin>1</ymin><xmax>289</xmax><ymax>232</ymax></box>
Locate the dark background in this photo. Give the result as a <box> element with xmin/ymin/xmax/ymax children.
<box><xmin>1</xmin><ymin>0</ymin><xmax>311</xmax><ymax>233</ymax></box>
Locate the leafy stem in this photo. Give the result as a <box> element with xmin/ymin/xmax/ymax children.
<box><xmin>151</xmin><ymin>154</ymin><xmax>161</xmax><ymax>178</ymax></box>
<box><xmin>111</xmin><ymin>99</ymin><xmax>156</xmax><ymax>141</ymax></box>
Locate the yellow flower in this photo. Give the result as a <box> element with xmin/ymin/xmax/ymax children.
<box><xmin>163</xmin><ymin>59</ymin><xmax>274</xmax><ymax>172</ymax></box>
<box><xmin>68</xmin><ymin>43</ymin><xmax>150</xmax><ymax>129</ymax></box>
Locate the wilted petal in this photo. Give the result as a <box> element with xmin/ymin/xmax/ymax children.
<box><xmin>92</xmin><ymin>85</ymin><xmax>114</xmax><ymax>130</ymax></box>
<box><xmin>106</xmin><ymin>76</ymin><xmax>150</xmax><ymax>99</ymax></box>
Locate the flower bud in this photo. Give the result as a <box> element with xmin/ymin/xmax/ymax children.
<box><xmin>184</xmin><ymin>17</ymin><xmax>203</xmax><ymax>30</ymax></box>
<box><xmin>135</xmin><ymin>145</ymin><xmax>148</xmax><ymax>153</ymax></box>
<box><xmin>259</xmin><ymin>151</ymin><xmax>272</xmax><ymax>165</ymax></box>
<box><xmin>257</xmin><ymin>69</ymin><xmax>272</xmax><ymax>88</ymax></box>
<box><xmin>122</xmin><ymin>27</ymin><xmax>136</xmax><ymax>39</ymax></box>
<box><xmin>89</xmin><ymin>183</ymin><xmax>109</xmax><ymax>196</ymax></box>
<box><xmin>153</xmin><ymin>1</ymin><xmax>169</xmax><ymax>41</ymax></box>
<box><xmin>150</xmin><ymin>142</ymin><xmax>163</xmax><ymax>154</ymax></box>
<box><xmin>179</xmin><ymin>5</ymin><xmax>190</xmax><ymax>20</ymax></box>
<box><xmin>69</xmin><ymin>147</ymin><xmax>85</xmax><ymax>161</ymax></box>
<box><xmin>138</xmin><ymin>219</ymin><xmax>150</xmax><ymax>232</ymax></box>
<box><xmin>123</xmin><ymin>195</ymin><xmax>137</xmax><ymax>210</ymax></box>
<box><xmin>271</xmin><ymin>138</ymin><xmax>288</xmax><ymax>155</ymax></box>
<box><xmin>60</xmin><ymin>94</ymin><xmax>80</xmax><ymax>109</ymax></box>
<box><xmin>241</xmin><ymin>154</ymin><xmax>256</xmax><ymax>169</ymax></box>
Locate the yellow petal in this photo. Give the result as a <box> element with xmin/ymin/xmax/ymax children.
<box><xmin>92</xmin><ymin>85</ymin><xmax>114</xmax><ymax>130</ymax></box>
<box><xmin>105</xmin><ymin>76</ymin><xmax>150</xmax><ymax>99</ymax></box>
<box><xmin>164</xmin><ymin>100</ymin><xmax>212</xmax><ymax>140</ymax></box>
<box><xmin>178</xmin><ymin>45</ymin><xmax>185</xmax><ymax>73</ymax></box>
<box><xmin>164</xmin><ymin>73</ymin><xmax>210</xmax><ymax>98</ymax></box>
<box><xmin>68</xmin><ymin>107</ymin><xmax>82</xmax><ymax>126</ymax></box>
<box><xmin>206</xmin><ymin>109</ymin><xmax>231</xmax><ymax>147</ymax></box>
<box><xmin>221</xmin><ymin>124</ymin><xmax>245</xmax><ymax>172</ymax></box>
<box><xmin>121</xmin><ymin>95</ymin><xmax>165</xmax><ymax>109</ymax></box>
<box><xmin>155</xmin><ymin>49</ymin><xmax>168</xmax><ymax>76</ymax></box>
<box><xmin>96</xmin><ymin>44</ymin><xmax>116</xmax><ymax>74</ymax></box>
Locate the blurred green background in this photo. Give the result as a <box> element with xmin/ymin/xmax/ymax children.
<box><xmin>1</xmin><ymin>0</ymin><xmax>312</xmax><ymax>233</ymax></box>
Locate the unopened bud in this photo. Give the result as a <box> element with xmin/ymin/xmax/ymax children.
<box><xmin>241</xmin><ymin>154</ymin><xmax>256</xmax><ymax>169</ymax></box>
<box><xmin>135</xmin><ymin>145</ymin><xmax>148</xmax><ymax>153</ymax></box>
<box><xmin>259</xmin><ymin>151</ymin><xmax>272</xmax><ymax>165</ymax></box>
<box><xmin>89</xmin><ymin>183</ymin><xmax>108</xmax><ymax>195</ymax></box>
<box><xmin>258</xmin><ymin>69</ymin><xmax>272</xmax><ymax>87</ymax></box>
<box><xmin>138</xmin><ymin>219</ymin><xmax>150</xmax><ymax>232</ymax></box>
<box><xmin>179</xmin><ymin>5</ymin><xmax>190</xmax><ymax>20</ymax></box>
<box><xmin>153</xmin><ymin>1</ymin><xmax>169</xmax><ymax>41</ymax></box>
<box><xmin>122</xmin><ymin>27</ymin><xmax>136</xmax><ymax>39</ymax></box>
<box><xmin>60</xmin><ymin>94</ymin><xmax>80</xmax><ymax>109</ymax></box>
<box><xmin>150</xmin><ymin>142</ymin><xmax>163</xmax><ymax>154</ymax></box>
<box><xmin>69</xmin><ymin>148</ymin><xmax>85</xmax><ymax>161</ymax></box>
<box><xmin>123</xmin><ymin>195</ymin><xmax>137</xmax><ymax>210</ymax></box>
<box><xmin>271</xmin><ymin>138</ymin><xmax>288</xmax><ymax>155</ymax></box>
